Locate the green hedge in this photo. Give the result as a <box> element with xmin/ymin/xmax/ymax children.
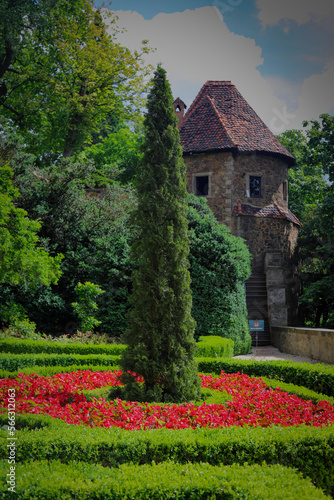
<box><xmin>197</xmin><ymin>357</ymin><xmax>334</xmax><ymax>397</ymax></box>
<box><xmin>0</xmin><ymin>460</ymin><xmax>329</xmax><ymax>499</ymax></box>
<box><xmin>1</xmin><ymin>412</ymin><xmax>333</xmax><ymax>494</ymax></box>
<box><xmin>0</xmin><ymin>353</ymin><xmax>121</xmax><ymax>372</ymax></box>
<box><xmin>0</xmin><ymin>338</ymin><xmax>126</xmax><ymax>356</ymax></box>
<box><xmin>0</xmin><ymin>364</ymin><xmax>120</xmax><ymax>379</ymax></box>
<box><xmin>196</xmin><ymin>336</ymin><xmax>234</xmax><ymax>358</ymax></box>
<box><xmin>261</xmin><ymin>377</ymin><xmax>334</xmax><ymax>405</ymax></box>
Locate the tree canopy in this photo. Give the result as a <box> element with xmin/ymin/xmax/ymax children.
<box><xmin>279</xmin><ymin>114</ymin><xmax>334</xmax><ymax>328</ymax></box>
<box><xmin>0</xmin><ymin>164</ymin><xmax>62</xmax><ymax>288</ymax></box>
<box><xmin>0</xmin><ymin>0</ymin><xmax>151</xmax><ymax>159</ymax></box>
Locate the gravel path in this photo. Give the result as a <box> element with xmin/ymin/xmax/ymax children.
<box><xmin>234</xmin><ymin>345</ymin><xmax>329</xmax><ymax>365</ymax></box>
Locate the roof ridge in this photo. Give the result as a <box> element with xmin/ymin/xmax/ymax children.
<box><xmin>288</xmin><ymin>208</ymin><xmax>303</xmax><ymax>226</ymax></box>
<box><xmin>274</xmin><ymin>202</ymin><xmax>287</xmax><ymax>218</ymax></box>
<box><xmin>206</xmin><ymin>95</ymin><xmax>237</xmax><ymax>148</ymax></box>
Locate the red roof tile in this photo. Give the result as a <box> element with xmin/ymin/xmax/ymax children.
<box><xmin>179</xmin><ymin>81</ymin><xmax>295</xmax><ymax>164</ymax></box>
<box><xmin>232</xmin><ymin>202</ymin><xmax>302</xmax><ymax>226</ymax></box>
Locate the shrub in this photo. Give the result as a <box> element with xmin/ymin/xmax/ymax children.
<box><xmin>187</xmin><ymin>194</ymin><xmax>252</xmax><ymax>354</ymax></box>
<box><xmin>196</xmin><ymin>336</ymin><xmax>234</xmax><ymax>358</ymax></box>
<box><xmin>1</xmin><ymin>412</ymin><xmax>333</xmax><ymax>494</ymax></box>
<box><xmin>71</xmin><ymin>281</ymin><xmax>105</xmax><ymax>333</ymax></box>
<box><xmin>0</xmin><ymin>338</ymin><xmax>126</xmax><ymax>355</ymax></box>
<box><xmin>0</xmin><ymin>460</ymin><xmax>329</xmax><ymax>499</ymax></box>
<box><xmin>0</xmin><ymin>353</ymin><xmax>121</xmax><ymax>371</ymax></box>
<box><xmin>197</xmin><ymin>357</ymin><xmax>334</xmax><ymax>396</ymax></box>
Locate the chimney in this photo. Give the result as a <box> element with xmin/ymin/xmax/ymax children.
<box><xmin>173</xmin><ymin>97</ymin><xmax>187</xmax><ymax>124</ymax></box>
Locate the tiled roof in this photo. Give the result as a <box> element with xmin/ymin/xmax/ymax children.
<box><xmin>232</xmin><ymin>201</ymin><xmax>302</xmax><ymax>226</ymax></box>
<box><xmin>179</xmin><ymin>81</ymin><xmax>295</xmax><ymax>164</ymax></box>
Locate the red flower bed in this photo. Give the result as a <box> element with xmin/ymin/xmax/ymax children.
<box><xmin>1</xmin><ymin>370</ymin><xmax>334</xmax><ymax>430</ymax></box>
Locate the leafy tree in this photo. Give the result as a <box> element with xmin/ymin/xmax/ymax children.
<box><xmin>5</xmin><ymin>157</ymin><xmax>136</xmax><ymax>335</ymax></box>
<box><xmin>72</xmin><ymin>281</ymin><xmax>105</xmax><ymax>333</ymax></box>
<box><xmin>82</xmin><ymin>122</ymin><xmax>144</xmax><ymax>185</ymax></box>
<box><xmin>121</xmin><ymin>66</ymin><xmax>201</xmax><ymax>403</ymax></box>
<box><xmin>0</xmin><ymin>164</ymin><xmax>62</xmax><ymax>288</ymax></box>
<box><xmin>1</xmin><ymin>0</ymin><xmax>152</xmax><ymax>159</ymax></box>
<box><xmin>187</xmin><ymin>195</ymin><xmax>252</xmax><ymax>354</ymax></box>
<box><xmin>279</xmin><ymin>114</ymin><xmax>334</xmax><ymax>328</ymax></box>
<box><xmin>278</xmin><ymin>129</ymin><xmax>327</xmax><ymax>223</ymax></box>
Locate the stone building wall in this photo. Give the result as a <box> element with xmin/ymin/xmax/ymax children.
<box><xmin>232</xmin><ymin>153</ymin><xmax>289</xmax><ymax>210</ymax></box>
<box><xmin>231</xmin><ymin>215</ymin><xmax>299</xmax><ymax>273</ymax></box>
<box><xmin>184</xmin><ymin>150</ymin><xmax>300</xmax><ymax>328</ymax></box>
<box><xmin>184</xmin><ymin>152</ymin><xmax>234</xmax><ymax>227</ymax></box>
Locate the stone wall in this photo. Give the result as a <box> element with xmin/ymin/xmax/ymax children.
<box><xmin>184</xmin><ymin>151</ymin><xmax>234</xmax><ymax>227</ymax></box>
<box><xmin>271</xmin><ymin>326</ymin><xmax>334</xmax><ymax>364</ymax></box>
<box><xmin>232</xmin><ymin>153</ymin><xmax>289</xmax><ymax>210</ymax></box>
<box><xmin>231</xmin><ymin>215</ymin><xmax>299</xmax><ymax>274</ymax></box>
<box><xmin>184</xmin><ymin>150</ymin><xmax>300</xmax><ymax>328</ymax></box>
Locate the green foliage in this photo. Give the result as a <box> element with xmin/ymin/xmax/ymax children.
<box><xmin>0</xmin><ymin>460</ymin><xmax>329</xmax><ymax>499</ymax></box>
<box><xmin>0</xmin><ymin>164</ymin><xmax>63</xmax><ymax>289</ymax></box>
<box><xmin>261</xmin><ymin>376</ymin><xmax>334</xmax><ymax>406</ymax></box>
<box><xmin>0</xmin><ymin>364</ymin><xmax>118</xmax><ymax>379</ymax></box>
<box><xmin>82</xmin><ymin>123</ymin><xmax>144</xmax><ymax>185</ymax></box>
<box><xmin>1</xmin><ymin>410</ymin><xmax>334</xmax><ymax>495</ymax></box>
<box><xmin>4</xmin><ymin>318</ymin><xmax>40</xmax><ymax>340</ymax></box>
<box><xmin>0</xmin><ymin>337</ymin><xmax>126</xmax><ymax>355</ymax></box>
<box><xmin>0</xmin><ymin>0</ymin><xmax>152</xmax><ymax>158</ymax></box>
<box><xmin>279</xmin><ymin>116</ymin><xmax>334</xmax><ymax>328</ymax></box>
<box><xmin>2</xmin><ymin>156</ymin><xmax>136</xmax><ymax>335</ymax></box>
<box><xmin>196</xmin><ymin>336</ymin><xmax>234</xmax><ymax>358</ymax></box>
<box><xmin>197</xmin><ymin>357</ymin><xmax>334</xmax><ymax>397</ymax></box>
<box><xmin>121</xmin><ymin>66</ymin><xmax>201</xmax><ymax>403</ymax></box>
<box><xmin>0</xmin><ymin>353</ymin><xmax>121</xmax><ymax>372</ymax></box>
<box><xmin>72</xmin><ymin>281</ymin><xmax>105</xmax><ymax>333</ymax></box>
<box><xmin>187</xmin><ymin>195</ymin><xmax>252</xmax><ymax>354</ymax></box>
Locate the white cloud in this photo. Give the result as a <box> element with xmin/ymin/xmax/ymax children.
<box><xmin>297</xmin><ymin>59</ymin><xmax>334</xmax><ymax>122</ymax></box>
<box><xmin>256</xmin><ymin>0</ymin><xmax>334</xmax><ymax>28</ymax></box>
<box><xmin>103</xmin><ymin>6</ymin><xmax>333</xmax><ymax>134</ymax></box>
<box><xmin>106</xmin><ymin>7</ymin><xmax>288</xmax><ymax>131</ymax></box>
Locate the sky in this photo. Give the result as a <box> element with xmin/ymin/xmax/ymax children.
<box><xmin>96</xmin><ymin>0</ymin><xmax>334</xmax><ymax>134</ymax></box>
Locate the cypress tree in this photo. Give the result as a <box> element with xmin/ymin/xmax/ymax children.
<box><xmin>121</xmin><ymin>66</ymin><xmax>201</xmax><ymax>403</ymax></box>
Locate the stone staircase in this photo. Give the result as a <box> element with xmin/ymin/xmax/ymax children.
<box><xmin>245</xmin><ymin>274</ymin><xmax>271</xmax><ymax>346</ymax></box>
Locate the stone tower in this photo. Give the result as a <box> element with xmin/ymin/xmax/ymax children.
<box><xmin>175</xmin><ymin>81</ymin><xmax>301</xmax><ymax>345</ymax></box>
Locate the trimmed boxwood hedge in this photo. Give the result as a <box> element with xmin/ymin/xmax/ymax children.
<box><xmin>1</xmin><ymin>339</ymin><xmax>334</xmax><ymax>497</ymax></box>
<box><xmin>196</xmin><ymin>336</ymin><xmax>234</xmax><ymax>358</ymax></box>
<box><xmin>0</xmin><ymin>460</ymin><xmax>329</xmax><ymax>499</ymax></box>
<box><xmin>0</xmin><ymin>338</ymin><xmax>126</xmax><ymax>356</ymax></box>
<box><xmin>0</xmin><ymin>353</ymin><xmax>121</xmax><ymax>371</ymax></box>
<box><xmin>0</xmin><ymin>364</ymin><xmax>119</xmax><ymax>379</ymax></box>
<box><xmin>197</xmin><ymin>357</ymin><xmax>334</xmax><ymax>397</ymax></box>
<box><xmin>0</xmin><ymin>412</ymin><xmax>333</xmax><ymax>495</ymax></box>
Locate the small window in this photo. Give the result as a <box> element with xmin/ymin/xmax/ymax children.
<box><xmin>195</xmin><ymin>175</ymin><xmax>209</xmax><ymax>196</ymax></box>
<box><xmin>283</xmin><ymin>181</ymin><xmax>288</xmax><ymax>201</ymax></box>
<box><xmin>249</xmin><ymin>176</ymin><xmax>261</xmax><ymax>197</ymax></box>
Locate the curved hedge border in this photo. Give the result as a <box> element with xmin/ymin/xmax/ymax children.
<box><xmin>0</xmin><ymin>460</ymin><xmax>329</xmax><ymax>499</ymax></box>
<box><xmin>197</xmin><ymin>357</ymin><xmax>334</xmax><ymax>397</ymax></box>
<box><xmin>0</xmin><ymin>412</ymin><xmax>333</xmax><ymax>494</ymax></box>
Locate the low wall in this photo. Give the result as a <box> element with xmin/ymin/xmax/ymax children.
<box><xmin>271</xmin><ymin>326</ymin><xmax>334</xmax><ymax>364</ymax></box>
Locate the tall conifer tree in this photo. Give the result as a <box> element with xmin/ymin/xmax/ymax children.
<box><xmin>121</xmin><ymin>66</ymin><xmax>200</xmax><ymax>403</ymax></box>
